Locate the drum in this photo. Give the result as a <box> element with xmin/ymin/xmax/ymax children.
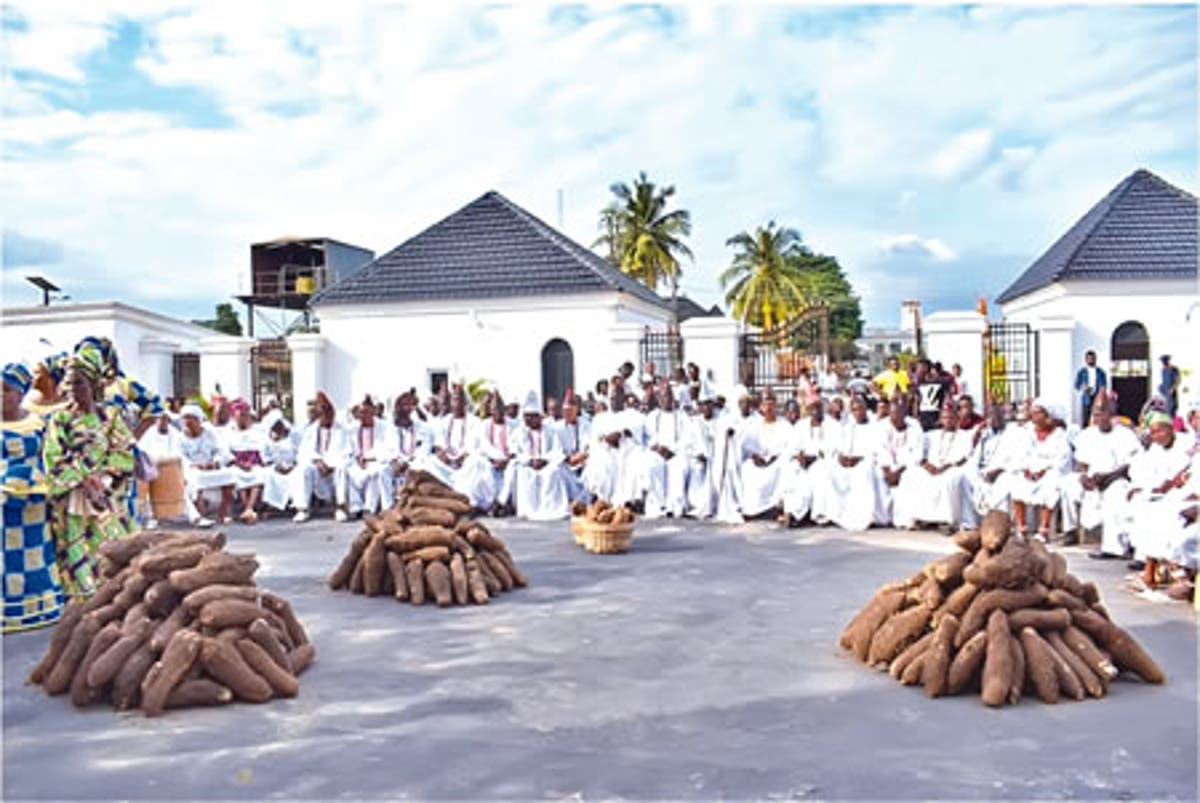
<box><xmin>149</xmin><ymin>457</ymin><xmax>186</xmax><ymax>519</ymax></box>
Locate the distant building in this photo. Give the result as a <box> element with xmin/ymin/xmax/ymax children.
<box><xmin>856</xmin><ymin>301</ymin><xmax>920</xmax><ymax>373</ymax></box>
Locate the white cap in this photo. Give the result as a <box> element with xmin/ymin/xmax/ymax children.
<box><xmin>522</xmin><ymin>390</ymin><xmax>541</xmax><ymax>415</ymax></box>
<box><xmin>180</xmin><ymin>403</ymin><xmax>205</xmax><ymax>421</ymax></box>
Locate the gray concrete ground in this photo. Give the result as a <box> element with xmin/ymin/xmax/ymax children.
<box><xmin>3</xmin><ymin>516</ymin><xmax>1197</xmax><ymax>800</ymax></box>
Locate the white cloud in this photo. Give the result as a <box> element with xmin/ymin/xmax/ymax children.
<box><xmin>1</xmin><ymin>4</ymin><xmax>1194</xmax><ymax>327</ymax></box>
<box><xmin>878</xmin><ymin>234</ymin><xmax>958</xmax><ymax>263</ymax></box>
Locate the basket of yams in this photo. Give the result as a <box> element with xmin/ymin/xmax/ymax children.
<box><xmin>569</xmin><ymin>503</ymin><xmax>589</xmax><ymax>545</ymax></box>
<box><xmin>577</xmin><ymin>500</ymin><xmax>636</xmax><ymax>554</ymax></box>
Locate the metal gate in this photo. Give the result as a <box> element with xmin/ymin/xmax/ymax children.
<box><xmin>250</xmin><ymin>339</ymin><xmax>293</xmax><ymax>418</ymax></box>
<box><xmin>738</xmin><ymin>306</ymin><xmax>830</xmax><ymax>397</ymax></box>
<box><xmin>172</xmin><ymin>352</ymin><xmax>200</xmax><ymax>400</ymax></box>
<box><xmin>639</xmin><ymin>326</ymin><xmax>684</xmax><ymax>378</ymax></box>
<box><xmin>983</xmin><ymin>322</ymin><xmax>1039</xmax><ymax>406</ymax></box>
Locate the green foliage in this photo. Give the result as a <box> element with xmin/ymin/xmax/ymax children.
<box><xmin>594</xmin><ymin>172</ymin><xmax>693</xmax><ymax>295</ymax></box>
<box><xmin>194</xmin><ymin>303</ymin><xmax>243</xmax><ymax>336</ymax></box>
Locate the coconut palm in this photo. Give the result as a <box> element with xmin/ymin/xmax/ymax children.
<box><xmin>594</xmin><ymin>172</ymin><xmax>693</xmax><ymax>295</ymax></box>
<box><xmin>720</xmin><ymin>222</ymin><xmax>821</xmax><ymax>329</ymax></box>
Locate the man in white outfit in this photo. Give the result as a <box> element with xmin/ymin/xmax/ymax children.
<box><xmin>345</xmin><ymin>395</ymin><xmax>396</xmax><ymax>517</ymax></box>
<box><xmin>557</xmin><ymin>395</ymin><xmax>591</xmax><ymax>503</ymax></box>
<box><xmin>826</xmin><ymin>395</ymin><xmax>883</xmax><ymax>531</ymax></box>
<box><xmin>781</xmin><ymin>398</ymin><xmax>839</xmax><ymax>526</ymax></box>
<box><xmin>457</xmin><ymin>393</ymin><xmax>517</xmax><ymax>515</ymax></box>
<box><xmin>896</xmin><ymin>404</ymin><xmax>974</xmax><ymax>530</ymax></box>
<box><xmin>640</xmin><ymin>386</ymin><xmax>694</xmax><ymax>518</ymax></box>
<box><xmin>964</xmin><ymin>404</ymin><xmax>1029</xmax><ymax>528</ymax></box>
<box><xmin>1122</xmin><ymin>411</ymin><xmax>1192</xmax><ymax>572</ymax></box>
<box><xmin>740</xmin><ymin>393</ymin><xmax>791</xmax><ymax>518</ymax></box>
<box><xmin>583</xmin><ymin>391</ymin><xmax>644</xmax><ymax>506</ymax></box>
<box><xmin>1067</xmin><ymin>397</ymin><xmax>1144</xmax><ymax>558</ymax></box>
<box><xmin>513</xmin><ymin>392</ymin><xmax>568</xmax><ymax>520</ymax></box>
<box><xmin>873</xmin><ymin>399</ymin><xmax>924</xmax><ymax>527</ymax></box>
<box><xmin>292</xmin><ymin>391</ymin><xmax>350</xmax><ymax>522</ymax></box>
<box><xmin>387</xmin><ymin>391</ymin><xmax>436</xmax><ymax>496</ymax></box>
<box><xmin>432</xmin><ymin>390</ymin><xmax>473</xmax><ymax>488</ymax></box>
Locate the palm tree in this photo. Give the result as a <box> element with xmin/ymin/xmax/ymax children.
<box><xmin>720</xmin><ymin>222</ymin><xmax>820</xmax><ymax>330</ymax></box>
<box><xmin>594</xmin><ymin>172</ymin><xmax>693</xmax><ymax>296</ymax></box>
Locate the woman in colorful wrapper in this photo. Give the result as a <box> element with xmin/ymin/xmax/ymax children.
<box><xmin>1</xmin><ymin>363</ymin><xmax>66</xmax><ymax>632</ymax></box>
<box><xmin>22</xmin><ymin>352</ymin><xmax>69</xmax><ymax>419</ymax></box>
<box><xmin>42</xmin><ymin>345</ymin><xmax>138</xmax><ymax>600</ymax></box>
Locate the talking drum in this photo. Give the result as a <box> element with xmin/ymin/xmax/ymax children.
<box><xmin>149</xmin><ymin>457</ymin><xmax>186</xmax><ymax>519</ymax></box>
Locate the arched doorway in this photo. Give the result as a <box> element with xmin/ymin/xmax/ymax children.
<box><xmin>541</xmin><ymin>339</ymin><xmax>574</xmax><ymax>406</ymax></box>
<box><xmin>1110</xmin><ymin>321</ymin><xmax>1150</xmax><ymax>421</ymax></box>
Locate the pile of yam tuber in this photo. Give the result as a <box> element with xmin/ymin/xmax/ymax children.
<box><xmin>329</xmin><ymin>470</ymin><xmax>527</xmax><ymax>606</ymax></box>
<box><xmin>571</xmin><ymin>499</ymin><xmax>636</xmax><ymax>526</ymax></box>
<box><xmin>28</xmin><ymin>530</ymin><xmax>314</xmax><ymax>717</ymax></box>
<box><xmin>840</xmin><ymin>510</ymin><xmax>1166</xmax><ymax>707</ymax></box>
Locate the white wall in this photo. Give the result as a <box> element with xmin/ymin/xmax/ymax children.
<box><xmin>1002</xmin><ymin>278</ymin><xmax>1198</xmax><ymax>421</ymax></box>
<box><xmin>1</xmin><ymin>301</ymin><xmax>210</xmax><ymax>398</ymax></box>
<box><xmin>314</xmin><ymin>292</ymin><xmax>672</xmax><ymax>410</ymax></box>
<box><xmin>923</xmin><ymin>311</ymin><xmax>987</xmax><ymax>404</ymax></box>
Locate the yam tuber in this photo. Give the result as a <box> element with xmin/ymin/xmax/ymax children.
<box><xmin>386</xmin><ymin>552</ymin><xmax>410</xmax><ymax>601</ymax></box>
<box><xmin>1019</xmin><ymin>627</ymin><xmax>1060</xmax><ymax>704</ymax></box>
<box><xmin>237</xmin><ymin>639</ymin><xmax>299</xmax><ymax>698</ymax></box>
<box><xmin>199</xmin><ymin>637</ymin><xmax>272</xmax><ymax>703</ymax></box>
<box><xmin>947</xmin><ymin>631</ymin><xmax>988</xmax><ymax>695</ymax></box>
<box><xmin>922</xmin><ymin>614</ymin><xmax>959</xmax><ymax>698</ymax></box>
<box><xmin>141</xmin><ymin>629</ymin><xmax>202</xmax><ymax>716</ymax></box>
<box><xmin>449</xmin><ymin>553</ymin><xmax>470</xmax><ymax>606</ymax></box>
<box><xmin>981</xmin><ymin>610</ymin><xmax>1015</xmax><ymax>707</ymax></box>
<box><xmin>424</xmin><ymin>561</ymin><xmax>453</xmax><ymax>607</ymax></box>
<box><xmin>867</xmin><ymin>605</ymin><xmax>932</xmax><ymax>667</ymax></box>
<box><xmin>979</xmin><ymin>510</ymin><xmax>1011</xmax><ymax>553</ymax></box>
<box><xmin>405</xmin><ymin>560</ymin><xmax>426</xmax><ymax>605</ymax></box>
<box><xmin>1070</xmin><ymin>610</ymin><xmax>1165</xmax><ymax>684</ymax></box>
<box><xmin>29</xmin><ymin>598</ymin><xmax>83</xmax><ymax>685</ymax></box>
<box><xmin>166</xmin><ymin>679</ymin><xmax>233</xmax><ymax>709</ymax></box>
<box><xmin>889</xmin><ymin>632</ymin><xmax>934</xmax><ymax>679</ymax></box>
<box><xmin>328</xmin><ymin>529</ymin><xmax>371</xmax><ymax>590</ymax></box>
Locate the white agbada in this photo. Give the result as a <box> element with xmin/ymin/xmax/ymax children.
<box><xmin>456</xmin><ymin>417</ymin><xmax>516</xmax><ymax>510</ymax></box>
<box><xmin>514</xmin><ymin>419</ymin><xmax>568</xmax><ymax>521</ymax></box>
<box><xmin>1010</xmin><ymin>426</ymin><xmax>1072</xmax><ymax>508</ymax></box>
<box><xmin>709</xmin><ymin>409</ymin><xmax>755</xmax><ymax>523</ymax></box>
<box><xmin>686</xmin><ymin>411</ymin><xmax>721</xmax><ymax>518</ymax></box>
<box><xmin>896</xmin><ymin>426</ymin><xmax>975</xmax><ymax>528</ymax></box>
<box><xmin>224</xmin><ymin>421</ymin><xmax>269</xmax><ymax>492</ymax></box>
<box><xmin>640</xmin><ymin>407</ymin><xmax>695</xmax><ymax>518</ymax></box>
<box><xmin>293</xmin><ymin>421</ymin><xmax>350</xmax><ymax>511</ymax></box>
<box><xmin>556</xmin><ymin>415</ymin><xmax>592</xmax><ymax>503</ymax></box>
<box><xmin>965</xmin><ymin>424</ymin><xmax>1030</xmax><ymax>526</ymax></box>
<box><xmin>582</xmin><ymin>406</ymin><xmax>644</xmax><ymax>505</ymax></box>
<box><xmin>260</xmin><ymin>418</ymin><xmax>298</xmax><ymax>511</ymax></box>
<box><xmin>387</xmin><ymin>416</ymin><xmax>436</xmax><ymax>490</ymax></box>
<box><xmin>739</xmin><ymin>416</ymin><xmax>792</xmax><ymax>516</ymax></box>
<box><xmin>780</xmin><ymin>416</ymin><xmax>840</xmax><ymax>522</ymax></box>
<box><xmin>345</xmin><ymin>419</ymin><xmax>397</xmax><ymax>515</ymax></box>
<box><xmin>826</xmin><ymin>416</ymin><xmax>882</xmax><ymax>531</ymax></box>
<box><xmin>1064</xmin><ymin>423</ymin><xmax>1143</xmax><ymax>555</ymax></box>
<box><xmin>431</xmin><ymin>414</ymin><xmax>473</xmax><ymax>487</ymax></box>
<box><xmin>1138</xmin><ymin>454</ymin><xmax>1198</xmax><ymax>568</ymax></box>
<box><xmin>1124</xmin><ymin>436</ymin><xmax>1192</xmax><ymax>561</ymax></box>
<box><xmin>873</xmin><ymin>419</ymin><xmax>925</xmax><ymax>526</ymax></box>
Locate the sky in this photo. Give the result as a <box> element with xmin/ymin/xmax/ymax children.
<box><xmin>2</xmin><ymin>2</ymin><xmax>1196</xmax><ymax>328</ymax></box>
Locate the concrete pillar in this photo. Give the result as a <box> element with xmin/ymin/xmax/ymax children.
<box><xmin>287</xmin><ymin>333</ymin><xmax>326</xmax><ymax>413</ymax></box>
<box><xmin>1034</xmin><ymin>316</ymin><xmax>1077</xmax><ymax>423</ymax></box>
<box><xmin>198</xmin><ymin>336</ymin><xmax>254</xmax><ymax>400</ymax></box>
<box><xmin>606</xmin><ymin>323</ymin><xmax>645</xmax><ymax>377</ymax></box>
<box><xmin>923</xmin><ymin>311</ymin><xmax>987</xmax><ymax>404</ymax></box>
<box><xmin>137</xmin><ymin>337</ymin><xmax>180</xmax><ymax>399</ymax></box>
<box><xmin>680</xmin><ymin>317</ymin><xmax>741</xmax><ymax>391</ymax></box>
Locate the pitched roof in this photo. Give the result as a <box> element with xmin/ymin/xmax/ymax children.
<box><xmin>670</xmin><ymin>294</ymin><xmax>725</xmax><ymax>322</ymax></box>
<box><xmin>312</xmin><ymin>191</ymin><xmax>671</xmax><ymax>310</ymax></box>
<box><xmin>996</xmin><ymin>168</ymin><xmax>1198</xmax><ymax>304</ymax></box>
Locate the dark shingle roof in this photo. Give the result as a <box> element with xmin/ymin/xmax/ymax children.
<box><xmin>670</xmin><ymin>295</ymin><xmax>725</xmax><ymax>322</ymax></box>
<box><xmin>996</xmin><ymin>168</ymin><xmax>1198</xmax><ymax>304</ymax></box>
<box><xmin>312</xmin><ymin>191</ymin><xmax>671</xmax><ymax>310</ymax></box>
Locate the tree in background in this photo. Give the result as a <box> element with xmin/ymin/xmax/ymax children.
<box><xmin>194</xmin><ymin>303</ymin><xmax>243</xmax><ymax>336</ymax></box>
<box><xmin>595</xmin><ymin>172</ymin><xmax>692</xmax><ymax>296</ymax></box>
<box><xmin>786</xmin><ymin>250</ymin><xmax>863</xmax><ymax>358</ymax></box>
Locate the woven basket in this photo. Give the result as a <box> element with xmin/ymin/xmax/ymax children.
<box><xmin>570</xmin><ymin>516</ymin><xmax>588</xmax><ymax>545</ymax></box>
<box><xmin>583</xmin><ymin>522</ymin><xmax>634</xmax><ymax>554</ymax></box>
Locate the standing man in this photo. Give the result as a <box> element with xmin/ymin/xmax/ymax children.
<box><xmin>872</xmin><ymin>356</ymin><xmax>909</xmax><ymax>404</ymax></box>
<box><xmin>1159</xmin><ymin>355</ymin><xmax>1180</xmax><ymax>418</ymax></box>
<box><xmin>912</xmin><ymin>359</ymin><xmax>947</xmax><ymax>432</ymax></box>
<box><xmin>1075</xmin><ymin>350</ymin><xmax>1107</xmax><ymax>426</ymax></box>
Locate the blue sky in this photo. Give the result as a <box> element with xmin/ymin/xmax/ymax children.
<box><xmin>2</xmin><ymin>3</ymin><xmax>1196</xmax><ymax>327</ymax></box>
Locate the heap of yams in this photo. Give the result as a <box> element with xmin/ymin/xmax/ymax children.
<box><xmin>28</xmin><ymin>530</ymin><xmax>314</xmax><ymax>716</ymax></box>
<box><xmin>329</xmin><ymin>471</ymin><xmax>527</xmax><ymax>605</ymax></box>
<box><xmin>840</xmin><ymin>511</ymin><xmax>1165</xmax><ymax>706</ymax></box>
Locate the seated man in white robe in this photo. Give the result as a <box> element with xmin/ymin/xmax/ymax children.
<box><xmin>640</xmin><ymin>386</ymin><xmax>694</xmax><ymax>518</ymax></box>
<box><xmin>827</xmin><ymin>395</ymin><xmax>883</xmax><ymax>531</ymax></box>
<box><xmin>513</xmin><ymin>392</ymin><xmax>568</xmax><ymax>520</ymax></box>
<box><xmin>387</xmin><ymin>391</ymin><xmax>435</xmax><ymax>496</ymax></box>
<box><xmin>177</xmin><ymin>404</ymin><xmax>236</xmax><ymax>527</ymax></box>
<box><xmin>1123</xmin><ymin>411</ymin><xmax>1192</xmax><ymax>578</ymax></box>
<box><xmin>895</xmin><ymin>403</ymin><xmax>975</xmax><ymax>530</ymax></box>
<box><xmin>873</xmin><ymin>399</ymin><xmax>925</xmax><ymax>527</ymax></box>
<box><xmin>781</xmin><ymin>398</ymin><xmax>839</xmax><ymax>526</ymax></box>
<box><xmin>1068</xmin><ymin>396</ymin><xmax>1145</xmax><ymax>558</ymax></box>
<box><xmin>457</xmin><ymin>393</ymin><xmax>517</xmax><ymax>516</ymax></box>
<box><xmin>556</xmin><ymin>394</ymin><xmax>591</xmax><ymax>504</ymax></box>
<box><xmin>739</xmin><ymin>392</ymin><xmax>792</xmax><ymax>518</ymax></box>
<box><xmin>260</xmin><ymin>410</ymin><xmax>297</xmax><ymax>515</ymax></box>
<box><xmin>582</xmin><ymin>390</ymin><xmax>644</xmax><ymax>507</ymax></box>
<box><xmin>964</xmin><ymin>404</ymin><xmax>1030</xmax><ymax>528</ymax></box>
<box><xmin>345</xmin><ymin>395</ymin><xmax>397</xmax><ymax>517</ymax></box>
<box><xmin>292</xmin><ymin>391</ymin><xmax>350</xmax><ymax>523</ymax></box>
<box><xmin>431</xmin><ymin>390</ymin><xmax>473</xmax><ymax>485</ymax></box>
<box><xmin>1010</xmin><ymin>400</ymin><xmax>1073</xmax><ymax>541</ymax></box>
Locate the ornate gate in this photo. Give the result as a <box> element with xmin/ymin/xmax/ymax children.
<box><xmin>738</xmin><ymin>306</ymin><xmax>830</xmax><ymax>397</ymax></box>
<box><xmin>250</xmin><ymin>339</ymin><xmax>293</xmax><ymax>418</ymax></box>
<box><xmin>639</xmin><ymin>326</ymin><xmax>685</xmax><ymax>378</ymax></box>
<box><xmin>983</xmin><ymin>322</ymin><xmax>1039</xmax><ymax>406</ymax></box>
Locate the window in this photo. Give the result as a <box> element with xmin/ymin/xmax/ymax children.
<box><xmin>429</xmin><ymin>370</ymin><xmax>449</xmax><ymax>395</ymax></box>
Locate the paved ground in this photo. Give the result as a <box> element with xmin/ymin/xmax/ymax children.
<box><xmin>3</xmin><ymin>516</ymin><xmax>1196</xmax><ymax>800</ymax></box>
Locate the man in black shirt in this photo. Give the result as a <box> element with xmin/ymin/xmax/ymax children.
<box><xmin>913</xmin><ymin>359</ymin><xmax>946</xmax><ymax>431</ymax></box>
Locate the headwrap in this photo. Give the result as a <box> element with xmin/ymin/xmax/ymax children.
<box><xmin>75</xmin><ymin>336</ymin><xmax>119</xmax><ymax>379</ymax></box>
<box><xmin>70</xmin><ymin>344</ymin><xmax>106</xmax><ymax>385</ymax></box>
<box><xmin>40</xmin><ymin>352</ymin><xmax>68</xmax><ymax>384</ymax></box>
<box><xmin>229</xmin><ymin>398</ymin><xmax>252</xmax><ymax>418</ymax></box>
<box><xmin>315</xmin><ymin>391</ymin><xmax>332</xmax><ymax>411</ymax></box>
<box><xmin>262</xmin><ymin>409</ymin><xmax>288</xmax><ymax>432</ymax></box>
<box><xmin>180</xmin><ymin>403</ymin><xmax>206</xmax><ymax>421</ymax></box>
<box><xmin>1145</xmin><ymin>410</ymin><xmax>1172</xmax><ymax>428</ymax></box>
<box><xmin>2</xmin><ymin>362</ymin><xmax>33</xmax><ymax>395</ymax></box>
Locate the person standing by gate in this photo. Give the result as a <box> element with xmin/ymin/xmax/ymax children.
<box><xmin>1158</xmin><ymin>355</ymin><xmax>1180</xmax><ymax>418</ymax></box>
<box><xmin>1075</xmin><ymin>350</ymin><xmax>1107</xmax><ymax>426</ymax></box>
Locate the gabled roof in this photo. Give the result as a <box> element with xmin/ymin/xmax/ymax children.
<box><xmin>996</xmin><ymin>168</ymin><xmax>1198</xmax><ymax>304</ymax></box>
<box><xmin>312</xmin><ymin>191</ymin><xmax>671</xmax><ymax>310</ymax></box>
<box><xmin>670</xmin><ymin>294</ymin><xmax>724</xmax><ymax>322</ymax></box>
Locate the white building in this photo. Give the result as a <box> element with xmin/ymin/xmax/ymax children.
<box><xmin>305</xmin><ymin>190</ymin><xmax>740</xmax><ymax>409</ymax></box>
<box><xmin>926</xmin><ymin>168</ymin><xmax>1198</xmax><ymax>423</ymax></box>
<box><xmin>0</xmin><ymin>301</ymin><xmax>214</xmax><ymax>398</ymax></box>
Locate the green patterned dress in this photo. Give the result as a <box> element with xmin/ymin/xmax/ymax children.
<box><xmin>42</xmin><ymin>408</ymin><xmax>138</xmax><ymax>599</ymax></box>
